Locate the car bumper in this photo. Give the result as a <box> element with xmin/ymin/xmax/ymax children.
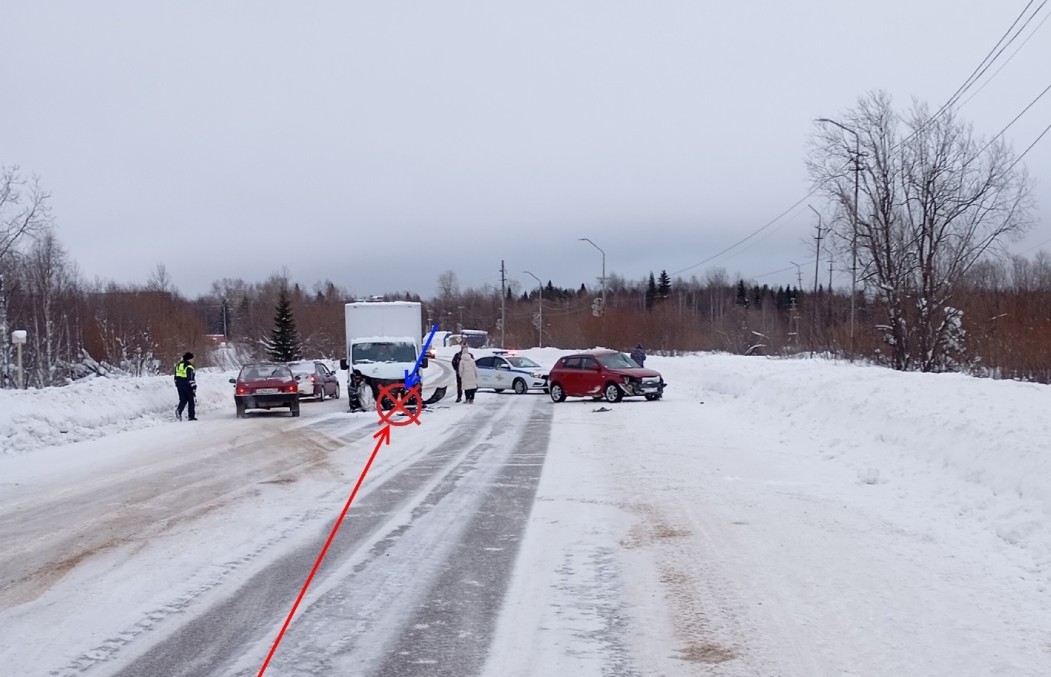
<box><xmin>620</xmin><ymin>379</ymin><xmax>665</xmax><ymax>397</ymax></box>
<box><xmin>235</xmin><ymin>394</ymin><xmax>299</xmax><ymax>409</ymax></box>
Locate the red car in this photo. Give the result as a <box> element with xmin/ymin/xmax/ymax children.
<box><xmin>230</xmin><ymin>363</ymin><xmax>301</xmax><ymax>418</ymax></box>
<box><xmin>547</xmin><ymin>350</ymin><xmax>666</xmax><ymax>403</ymax></box>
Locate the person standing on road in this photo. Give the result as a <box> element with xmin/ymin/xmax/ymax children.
<box><xmin>630</xmin><ymin>343</ymin><xmax>647</xmax><ymax>367</ymax></box>
<box><xmin>457</xmin><ymin>345</ymin><xmax>479</xmax><ymax>404</ymax></box>
<box><xmin>174</xmin><ymin>352</ymin><xmax>197</xmax><ymax>421</ymax></box>
<box><xmin>452</xmin><ymin>347</ymin><xmax>464</xmax><ymax>402</ymax></box>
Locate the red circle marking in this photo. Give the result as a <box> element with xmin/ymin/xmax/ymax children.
<box><xmin>376</xmin><ymin>384</ymin><xmax>423</xmax><ymax>426</ymax></box>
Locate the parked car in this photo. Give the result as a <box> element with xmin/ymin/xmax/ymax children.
<box><xmin>547</xmin><ymin>350</ymin><xmax>666</xmax><ymax>403</ymax></box>
<box><xmin>476</xmin><ymin>351</ymin><xmax>548</xmax><ymax>394</ymax></box>
<box><xmin>287</xmin><ymin>360</ymin><xmax>340</xmax><ymax>401</ymax></box>
<box><xmin>230</xmin><ymin>363</ymin><xmax>301</xmax><ymax>417</ymax></box>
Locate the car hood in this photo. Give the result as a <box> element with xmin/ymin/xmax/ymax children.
<box><xmin>608</xmin><ymin>367</ymin><xmax>662</xmax><ymax>379</ymax></box>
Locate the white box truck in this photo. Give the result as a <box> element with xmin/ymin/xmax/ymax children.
<box><xmin>339</xmin><ymin>301</ymin><xmax>446</xmax><ymax>410</ymax></box>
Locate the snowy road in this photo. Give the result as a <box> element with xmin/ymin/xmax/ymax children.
<box><xmin>3</xmin><ymin>352</ymin><xmax>1051</xmax><ymax>676</ymax></box>
<box><xmin>114</xmin><ymin>398</ymin><xmax>550</xmax><ymax>676</ymax></box>
<box><xmin>1</xmin><ymin>390</ymin><xmax>554</xmax><ymax>677</ymax></box>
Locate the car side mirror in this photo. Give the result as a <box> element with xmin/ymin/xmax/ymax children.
<box><xmin>229</xmin><ymin>378</ymin><xmax>236</xmax><ymax>384</ymax></box>
<box><xmin>421</xmin><ymin>357</ymin><xmax>429</xmax><ymax>369</ymax></box>
<box><xmin>339</xmin><ymin>358</ymin><xmax>348</xmax><ymax>370</ymax></box>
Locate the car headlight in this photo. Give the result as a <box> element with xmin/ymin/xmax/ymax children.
<box><xmin>532</xmin><ymin>371</ymin><xmax>544</xmax><ymax>379</ymax></box>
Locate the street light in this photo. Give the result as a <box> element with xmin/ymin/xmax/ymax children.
<box><xmin>577</xmin><ymin>238</ymin><xmax>606</xmax><ymax>309</ymax></box>
<box><xmin>578</xmin><ymin>238</ymin><xmax>606</xmax><ymax>345</ymax></box>
<box><xmin>816</xmin><ymin>117</ymin><xmax>860</xmax><ymax>359</ymax></box>
<box><xmin>522</xmin><ymin>270</ymin><xmax>543</xmax><ymax>348</ymax></box>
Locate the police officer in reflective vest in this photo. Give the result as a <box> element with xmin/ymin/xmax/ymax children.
<box><xmin>174</xmin><ymin>352</ymin><xmax>197</xmax><ymax>421</ymax></box>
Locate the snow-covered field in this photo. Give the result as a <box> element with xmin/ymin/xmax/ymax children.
<box><xmin>2</xmin><ymin>351</ymin><xmax>1050</xmax><ymax>675</ymax></box>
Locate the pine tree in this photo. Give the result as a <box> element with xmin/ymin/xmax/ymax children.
<box><xmin>751</xmin><ymin>284</ymin><xmax>763</xmax><ymax>309</ymax></box>
<box><xmin>735</xmin><ymin>280</ymin><xmax>749</xmax><ymax>307</ymax></box>
<box><xmin>266</xmin><ymin>287</ymin><xmax>302</xmax><ymax>362</ymax></box>
<box><xmin>657</xmin><ymin>270</ymin><xmax>671</xmax><ymax>297</ymax></box>
<box><xmin>646</xmin><ymin>272</ymin><xmax>657</xmax><ymax>309</ymax></box>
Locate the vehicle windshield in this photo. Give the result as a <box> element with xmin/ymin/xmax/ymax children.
<box><xmin>240</xmin><ymin>365</ymin><xmax>289</xmax><ymax>380</ymax></box>
<box><xmin>506</xmin><ymin>356</ymin><xmax>540</xmax><ymax>368</ymax></box>
<box><xmin>597</xmin><ymin>352</ymin><xmax>640</xmax><ymax>369</ymax></box>
<box><xmin>353</xmin><ymin>341</ymin><xmax>417</xmax><ymax>364</ymax></box>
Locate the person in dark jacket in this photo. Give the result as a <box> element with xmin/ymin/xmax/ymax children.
<box><xmin>348</xmin><ymin>369</ymin><xmax>368</xmax><ymax>413</ymax></box>
<box><xmin>174</xmin><ymin>352</ymin><xmax>197</xmax><ymax>420</ymax></box>
<box><xmin>451</xmin><ymin>348</ymin><xmax>464</xmax><ymax>402</ymax></box>
<box><xmin>630</xmin><ymin>343</ymin><xmax>646</xmax><ymax>367</ymax></box>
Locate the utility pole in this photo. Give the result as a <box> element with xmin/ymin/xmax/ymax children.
<box><xmin>808</xmin><ymin>205</ymin><xmax>823</xmax><ymax>298</ymax></box>
<box><xmin>790</xmin><ymin>260</ymin><xmax>803</xmax><ymax>290</ymax></box>
<box><xmin>808</xmin><ymin>205</ymin><xmax>824</xmax><ymax>355</ymax></box>
<box><xmin>0</xmin><ymin>273</ymin><xmax>8</xmax><ymax>389</ymax></box>
<box><xmin>523</xmin><ymin>271</ymin><xmax>543</xmax><ymax>348</ymax></box>
<box><xmin>816</xmin><ymin>117</ymin><xmax>861</xmax><ymax>360</ymax></box>
<box><xmin>499</xmin><ymin>260</ymin><xmax>507</xmax><ymax>348</ymax></box>
<box><xmin>790</xmin><ymin>261</ymin><xmax>803</xmax><ymax>350</ymax></box>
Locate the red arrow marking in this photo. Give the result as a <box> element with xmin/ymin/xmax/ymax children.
<box><xmin>256</xmin><ymin>423</ymin><xmax>392</xmax><ymax>676</ymax></box>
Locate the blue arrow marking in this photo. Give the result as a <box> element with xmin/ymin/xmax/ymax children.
<box><xmin>404</xmin><ymin>323</ymin><xmax>439</xmax><ymax>390</ymax></box>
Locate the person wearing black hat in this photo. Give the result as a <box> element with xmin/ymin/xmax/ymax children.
<box><xmin>174</xmin><ymin>351</ymin><xmax>197</xmax><ymax>421</ymax></box>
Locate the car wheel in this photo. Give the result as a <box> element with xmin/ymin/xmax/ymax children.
<box><xmin>549</xmin><ymin>383</ymin><xmax>566</xmax><ymax>403</ymax></box>
<box><xmin>513</xmin><ymin>378</ymin><xmax>527</xmax><ymax>395</ymax></box>
<box><xmin>291</xmin><ymin>402</ymin><xmax>301</xmax><ymax>417</ymax></box>
<box><xmin>645</xmin><ymin>393</ymin><xmax>662</xmax><ymax>401</ymax></box>
<box><xmin>603</xmin><ymin>383</ymin><xmax>623</xmax><ymax>403</ymax></box>
<box><xmin>236</xmin><ymin>402</ymin><xmax>246</xmax><ymax>418</ymax></box>
<box><xmin>318</xmin><ymin>386</ymin><xmax>326</xmax><ymax>402</ymax></box>
<box><xmin>333</xmin><ymin>384</ymin><xmax>340</xmax><ymax>400</ymax></box>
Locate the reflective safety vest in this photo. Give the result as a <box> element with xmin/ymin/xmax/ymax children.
<box><xmin>175</xmin><ymin>361</ymin><xmax>192</xmax><ymax>379</ymax></box>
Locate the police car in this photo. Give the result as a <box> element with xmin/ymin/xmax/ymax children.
<box><xmin>475</xmin><ymin>351</ymin><xmax>549</xmax><ymax>394</ymax></box>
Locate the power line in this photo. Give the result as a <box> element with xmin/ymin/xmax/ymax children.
<box><xmin>670</xmin><ymin>185</ymin><xmax>822</xmax><ymax>277</ymax></box>
<box><xmin>672</xmin><ymin>4</ymin><xmax>1048</xmax><ymax>282</ymax></box>
<box><xmin>922</xmin><ymin>0</ymin><xmax>1046</xmax><ymax>126</ymax></box>
<box><xmin>1007</xmin><ymin>117</ymin><xmax>1051</xmax><ymax>173</ymax></box>
<box><xmin>960</xmin><ymin>5</ymin><xmax>1051</xmax><ymax>108</ymax></box>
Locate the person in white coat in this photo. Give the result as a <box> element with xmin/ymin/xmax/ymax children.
<box><xmin>457</xmin><ymin>345</ymin><xmax>479</xmax><ymax>403</ymax></box>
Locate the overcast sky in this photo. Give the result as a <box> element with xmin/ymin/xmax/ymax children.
<box><xmin>4</xmin><ymin>1</ymin><xmax>1049</xmax><ymax>299</ymax></box>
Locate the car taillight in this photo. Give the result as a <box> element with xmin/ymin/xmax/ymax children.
<box><xmin>284</xmin><ymin>384</ymin><xmax>298</xmax><ymax>393</ymax></box>
<box><xmin>236</xmin><ymin>385</ymin><xmax>248</xmax><ymax>395</ymax></box>
<box><xmin>310</xmin><ymin>375</ymin><xmax>317</xmax><ymax>383</ymax></box>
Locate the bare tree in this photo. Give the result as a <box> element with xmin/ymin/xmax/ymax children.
<box><xmin>436</xmin><ymin>270</ymin><xmax>459</xmax><ymax>301</ymax></box>
<box><xmin>145</xmin><ymin>263</ymin><xmax>174</xmax><ymax>293</ymax></box>
<box><xmin>1</xmin><ymin>167</ymin><xmax>53</xmax><ymax>387</ymax></box>
<box><xmin>23</xmin><ymin>230</ymin><xmax>78</xmax><ymax>386</ymax></box>
<box><xmin>810</xmin><ymin>92</ymin><xmax>1033</xmax><ymax>371</ymax></box>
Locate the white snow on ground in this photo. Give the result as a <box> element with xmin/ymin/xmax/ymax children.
<box><xmin>2</xmin><ymin>351</ymin><xmax>1051</xmax><ymax>675</ymax></box>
